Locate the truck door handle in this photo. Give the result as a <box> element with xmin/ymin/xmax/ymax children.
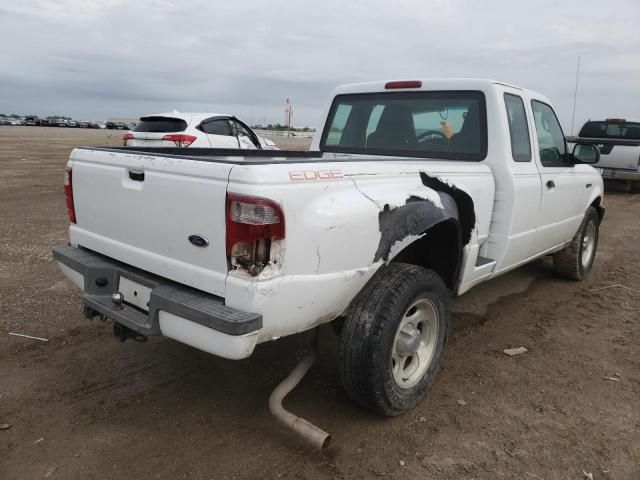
<box><xmin>129</xmin><ymin>171</ymin><xmax>145</xmax><ymax>181</ymax></box>
<box><xmin>546</xmin><ymin>180</ymin><xmax>556</xmax><ymax>189</ymax></box>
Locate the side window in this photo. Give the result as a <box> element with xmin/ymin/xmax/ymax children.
<box><xmin>202</xmin><ymin>119</ymin><xmax>233</xmax><ymax>136</ymax></box>
<box><xmin>232</xmin><ymin>121</ymin><xmax>253</xmax><ymax>138</ymax></box>
<box><xmin>504</xmin><ymin>94</ymin><xmax>531</xmax><ymax>162</ymax></box>
<box><xmin>231</xmin><ymin>120</ymin><xmax>260</xmax><ymax>148</ymax></box>
<box><xmin>531</xmin><ymin>100</ymin><xmax>567</xmax><ymax>167</ymax></box>
<box><xmin>324</xmin><ymin>104</ymin><xmax>352</xmax><ymax>146</ymax></box>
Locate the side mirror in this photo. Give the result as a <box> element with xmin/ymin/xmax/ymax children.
<box><xmin>572</xmin><ymin>143</ymin><xmax>600</xmax><ymax>164</ymax></box>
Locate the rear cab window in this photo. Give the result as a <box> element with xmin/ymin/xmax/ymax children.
<box><xmin>133</xmin><ymin>117</ymin><xmax>188</xmax><ymax>133</ymax></box>
<box><xmin>579</xmin><ymin>121</ymin><xmax>640</xmax><ymax>140</ymax></box>
<box><xmin>320</xmin><ymin>91</ymin><xmax>487</xmax><ymax>160</ymax></box>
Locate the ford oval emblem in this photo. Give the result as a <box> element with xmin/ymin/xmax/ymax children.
<box><xmin>188</xmin><ymin>234</ymin><xmax>209</xmax><ymax>247</ymax></box>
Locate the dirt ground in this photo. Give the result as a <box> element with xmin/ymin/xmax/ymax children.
<box><xmin>1</xmin><ymin>126</ymin><xmax>638</xmax><ymax>480</ymax></box>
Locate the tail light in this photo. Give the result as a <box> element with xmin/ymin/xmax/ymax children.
<box><xmin>64</xmin><ymin>167</ymin><xmax>76</xmax><ymax>223</ymax></box>
<box><xmin>123</xmin><ymin>132</ymin><xmax>134</xmax><ymax>146</ymax></box>
<box><xmin>162</xmin><ymin>134</ymin><xmax>197</xmax><ymax>147</ymax></box>
<box><xmin>226</xmin><ymin>193</ymin><xmax>285</xmax><ymax>275</ymax></box>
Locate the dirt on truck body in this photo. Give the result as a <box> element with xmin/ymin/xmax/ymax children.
<box><xmin>1</xmin><ymin>127</ymin><xmax>639</xmax><ymax>479</ymax></box>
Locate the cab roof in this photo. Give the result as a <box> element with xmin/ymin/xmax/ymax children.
<box><xmin>331</xmin><ymin>78</ymin><xmax>544</xmax><ymax>99</ymax></box>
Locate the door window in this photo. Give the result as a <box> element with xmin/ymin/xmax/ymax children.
<box><xmin>231</xmin><ymin>120</ymin><xmax>260</xmax><ymax>148</ymax></box>
<box><xmin>531</xmin><ymin>100</ymin><xmax>568</xmax><ymax>167</ymax></box>
<box><xmin>504</xmin><ymin>94</ymin><xmax>531</xmax><ymax>162</ymax></box>
<box><xmin>202</xmin><ymin>119</ymin><xmax>233</xmax><ymax>136</ymax></box>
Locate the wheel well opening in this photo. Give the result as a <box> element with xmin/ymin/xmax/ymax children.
<box><xmin>391</xmin><ymin>220</ymin><xmax>462</xmax><ymax>288</ymax></box>
<box><xmin>591</xmin><ymin>196</ymin><xmax>604</xmax><ymax>224</ymax></box>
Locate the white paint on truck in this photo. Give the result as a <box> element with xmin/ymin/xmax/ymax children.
<box><xmin>57</xmin><ymin>78</ymin><xmax>604</xmax><ymax>359</ymax></box>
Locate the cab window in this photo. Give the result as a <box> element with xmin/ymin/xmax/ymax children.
<box><xmin>531</xmin><ymin>100</ymin><xmax>568</xmax><ymax>167</ymax></box>
<box><xmin>504</xmin><ymin>94</ymin><xmax>531</xmax><ymax>162</ymax></box>
<box><xmin>321</xmin><ymin>91</ymin><xmax>487</xmax><ymax>161</ymax></box>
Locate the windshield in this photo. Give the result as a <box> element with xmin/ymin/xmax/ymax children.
<box><xmin>133</xmin><ymin>116</ymin><xmax>188</xmax><ymax>133</ymax></box>
<box><xmin>321</xmin><ymin>91</ymin><xmax>487</xmax><ymax>160</ymax></box>
<box><xmin>579</xmin><ymin>121</ymin><xmax>640</xmax><ymax>140</ymax></box>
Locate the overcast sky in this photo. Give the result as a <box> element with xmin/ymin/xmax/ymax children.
<box><xmin>1</xmin><ymin>0</ymin><xmax>638</xmax><ymax>131</ymax></box>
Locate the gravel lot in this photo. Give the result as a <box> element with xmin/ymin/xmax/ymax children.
<box><xmin>1</xmin><ymin>127</ymin><xmax>639</xmax><ymax>479</ymax></box>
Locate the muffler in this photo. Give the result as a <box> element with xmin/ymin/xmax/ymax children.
<box><xmin>268</xmin><ymin>329</ymin><xmax>331</xmax><ymax>450</ymax></box>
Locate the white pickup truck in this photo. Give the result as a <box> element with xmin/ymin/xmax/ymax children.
<box><xmin>54</xmin><ymin>79</ymin><xmax>604</xmax><ymax>421</ymax></box>
<box><xmin>568</xmin><ymin>119</ymin><xmax>640</xmax><ymax>190</ymax></box>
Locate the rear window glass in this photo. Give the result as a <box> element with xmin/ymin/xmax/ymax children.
<box><xmin>133</xmin><ymin>117</ymin><xmax>188</xmax><ymax>133</ymax></box>
<box><xmin>579</xmin><ymin>121</ymin><xmax>640</xmax><ymax>140</ymax></box>
<box><xmin>320</xmin><ymin>91</ymin><xmax>487</xmax><ymax>160</ymax></box>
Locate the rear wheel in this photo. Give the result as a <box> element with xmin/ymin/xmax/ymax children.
<box><xmin>553</xmin><ymin>206</ymin><xmax>599</xmax><ymax>280</ymax></box>
<box><xmin>339</xmin><ymin>263</ymin><xmax>449</xmax><ymax>416</ymax></box>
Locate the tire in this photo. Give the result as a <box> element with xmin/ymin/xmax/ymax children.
<box><xmin>553</xmin><ymin>206</ymin><xmax>599</xmax><ymax>280</ymax></box>
<box><xmin>339</xmin><ymin>263</ymin><xmax>449</xmax><ymax>416</ymax></box>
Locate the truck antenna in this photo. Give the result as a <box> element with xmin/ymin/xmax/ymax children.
<box><xmin>570</xmin><ymin>56</ymin><xmax>581</xmax><ymax>136</ymax></box>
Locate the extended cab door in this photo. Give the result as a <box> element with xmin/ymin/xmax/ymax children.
<box><xmin>200</xmin><ymin>118</ymin><xmax>241</xmax><ymax>148</ymax></box>
<box><xmin>490</xmin><ymin>92</ymin><xmax>542</xmax><ymax>273</ymax></box>
<box><xmin>530</xmin><ymin>100</ymin><xmax>585</xmax><ymax>251</ymax></box>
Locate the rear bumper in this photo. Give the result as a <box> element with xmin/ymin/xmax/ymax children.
<box><xmin>52</xmin><ymin>244</ymin><xmax>261</xmax><ymax>359</ymax></box>
<box><xmin>599</xmin><ymin>168</ymin><xmax>640</xmax><ymax>182</ymax></box>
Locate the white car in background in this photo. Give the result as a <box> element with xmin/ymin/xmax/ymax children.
<box><xmin>123</xmin><ymin>112</ymin><xmax>278</xmax><ymax>150</ymax></box>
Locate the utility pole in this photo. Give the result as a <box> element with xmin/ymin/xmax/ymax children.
<box><xmin>570</xmin><ymin>56</ymin><xmax>581</xmax><ymax>136</ymax></box>
<box><xmin>284</xmin><ymin>98</ymin><xmax>293</xmax><ymax>137</ymax></box>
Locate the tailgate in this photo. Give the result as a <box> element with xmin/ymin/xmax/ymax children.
<box><xmin>594</xmin><ymin>143</ymin><xmax>639</xmax><ymax>170</ymax></box>
<box><xmin>68</xmin><ymin>148</ymin><xmax>232</xmax><ymax>297</ymax></box>
<box><xmin>574</xmin><ymin>139</ymin><xmax>640</xmax><ymax>170</ymax></box>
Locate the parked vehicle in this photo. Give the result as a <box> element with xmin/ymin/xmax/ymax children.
<box><xmin>0</xmin><ymin>118</ymin><xmax>13</xmax><ymax>126</ymax></box>
<box><xmin>79</xmin><ymin>121</ymin><xmax>90</xmax><ymax>128</ymax></box>
<box><xmin>39</xmin><ymin>118</ymin><xmax>50</xmax><ymax>127</ymax></box>
<box><xmin>568</xmin><ymin>119</ymin><xmax>640</xmax><ymax>189</ymax></box>
<box><xmin>52</xmin><ymin>118</ymin><xmax>69</xmax><ymax>127</ymax></box>
<box><xmin>68</xmin><ymin>120</ymin><xmax>77</xmax><ymax>128</ymax></box>
<box><xmin>122</xmin><ymin>112</ymin><xmax>278</xmax><ymax>149</ymax></box>
<box><xmin>54</xmin><ymin>79</ymin><xmax>603</xmax><ymax>436</ymax></box>
<box><xmin>24</xmin><ymin>116</ymin><xmax>39</xmax><ymax>126</ymax></box>
<box><xmin>4</xmin><ymin>118</ymin><xmax>22</xmax><ymax>125</ymax></box>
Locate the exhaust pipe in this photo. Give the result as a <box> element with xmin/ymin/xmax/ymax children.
<box><xmin>268</xmin><ymin>329</ymin><xmax>331</xmax><ymax>450</ymax></box>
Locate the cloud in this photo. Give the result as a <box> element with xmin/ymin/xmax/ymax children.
<box><xmin>0</xmin><ymin>0</ymin><xmax>638</xmax><ymax>128</ymax></box>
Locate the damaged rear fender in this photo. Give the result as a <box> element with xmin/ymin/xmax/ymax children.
<box><xmin>374</xmin><ymin>172</ymin><xmax>478</xmax><ymax>288</ymax></box>
<box><xmin>375</xmin><ymin>192</ymin><xmax>464</xmax><ymax>288</ymax></box>
<box><xmin>375</xmin><ymin>191</ymin><xmax>460</xmax><ymax>263</ymax></box>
